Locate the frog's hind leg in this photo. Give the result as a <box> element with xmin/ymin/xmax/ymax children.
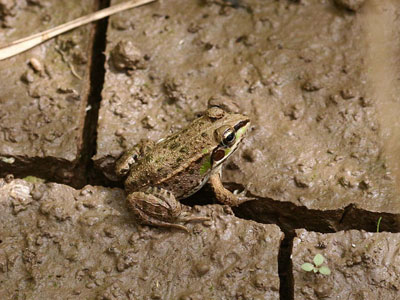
<box><xmin>129</xmin><ymin>203</ymin><xmax>190</xmax><ymax>232</ymax></box>
<box><xmin>126</xmin><ymin>187</ymin><xmax>208</xmax><ymax>232</ymax></box>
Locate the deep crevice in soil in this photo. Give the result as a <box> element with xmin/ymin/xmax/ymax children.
<box><xmin>278</xmin><ymin>230</ymin><xmax>295</xmax><ymax>300</ymax></box>
<box><xmin>232</xmin><ymin>191</ymin><xmax>400</xmax><ymax>300</ymax></box>
<box><xmin>82</xmin><ymin>0</ymin><xmax>111</xmax><ymax>188</ymax></box>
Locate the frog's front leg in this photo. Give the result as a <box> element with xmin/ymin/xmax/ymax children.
<box><xmin>208</xmin><ymin>169</ymin><xmax>252</xmax><ymax>206</ymax></box>
<box><xmin>115</xmin><ymin>140</ymin><xmax>155</xmax><ymax>177</ymax></box>
<box><xmin>127</xmin><ymin>187</ymin><xmax>209</xmax><ymax>232</ymax></box>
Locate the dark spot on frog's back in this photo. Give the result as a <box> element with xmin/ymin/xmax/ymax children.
<box><xmin>169</xmin><ymin>141</ymin><xmax>180</xmax><ymax>150</ymax></box>
<box><xmin>139</xmin><ymin>174</ymin><xmax>148</xmax><ymax>184</ymax></box>
<box><xmin>180</xmin><ymin>146</ymin><xmax>189</xmax><ymax>153</ymax></box>
<box><xmin>201</xmin><ymin>132</ymin><xmax>208</xmax><ymax>138</ymax></box>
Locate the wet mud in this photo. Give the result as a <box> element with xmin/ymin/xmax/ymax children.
<box><xmin>0</xmin><ymin>178</ymin><xmax>282</xmax><ymax>299</ymax></box>
<box><xmin>95</xmin><ymin>0</ymin><xmax>400</xmax><ymax>226</ymax></box>
<box><xmin>292</xmin><ymin>229</ymin><xmax>400</xmax><ymax>299</ymax></box>
<box><xmin>1</xmin><ymin>0</ymin><xmax>400</xmax><ymax>299</ymax></box>
<box><xmin>0</xmin><ymin>0</ymin><xmax>97</xmax><ymax>186</ymax></box>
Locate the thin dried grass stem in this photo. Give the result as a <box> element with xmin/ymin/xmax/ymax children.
<box><xmin>0</xmin><ymin>0</ymin><xmax>156</xmax><ymax>61</ymax></box>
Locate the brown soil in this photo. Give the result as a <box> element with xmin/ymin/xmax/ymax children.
<box><xmin>0</xmin><ymin>178</ymin><xmax>283</xmax><ymax>299</ymax></box>
<box><xmin>0</xmin><ymin>0</ymin><xmax>97</xmax><ymax>186</ymax></box>
<box><xmin>292</xmin><ymin>229</ymin><xmax>400</xmax><ymax>299</ymax></box>
<box><xmin>1</xmin><ymin>0</ymin><xmax>400</xmax><ymax>299</ymax></box>
<box><xmin>95</xmin><ymin>0</ymin><xmax>400</xmax><ymax>230</ymax></box>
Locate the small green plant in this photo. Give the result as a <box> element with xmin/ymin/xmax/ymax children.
<box><xmin>23</xmin><ymin>176</ymin><xmax>45</xmax><ymax>184</ymax></box>
<box><xmin>376</xmin><ymin>216</ymin><xmax>382</xmax><ymax>233</ymax></box>
<box><xmin>301</xmin><ymin>254</ymin><xmax>331</xmax><ymax>275</ymax></box>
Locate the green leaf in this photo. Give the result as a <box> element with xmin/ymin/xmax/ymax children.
<box><xmin>319</xmin><ymin>266</ymin><xmax>331</xmax><ymax>275</ymax></box>
<box><xmin>301</xmin><ymin>263</ymin><xmax>314</xmax><ymax>272</ymax></box>
<box><xmin>313</xmin><ymin>254</ymin><xmax>324</xmax><ymax>266</ymax></box>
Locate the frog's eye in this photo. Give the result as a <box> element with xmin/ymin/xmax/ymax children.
<box><xmin>215</xmin><ymin>126</ymin><xmax>236</xmax><ymax>147</ymax></box>
<box><xmin>222</xmin><ymin>129</ymin><xmax>236</xmax><ymax>146</ymax></box>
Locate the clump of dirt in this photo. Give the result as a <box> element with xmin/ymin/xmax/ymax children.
<box><xmin>0</xmin><ymin>178</ymin><xmax>283</xmax><ymax>299</ymax></box>
<box><xmin>110</xmin><ymin>40</ymin><xmax>147</xmax><ymax>72</ymax></box>
<box><xmin>0</xmin><ymin>0</ymin><xmax>18</xmax><ymax>27</ymax></box>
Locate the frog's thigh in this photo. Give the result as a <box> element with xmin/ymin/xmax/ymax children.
<box><xmin>209</xmin><ymin>173</ymin><xmax>248</xmax><ymax>206</ymax></box>
<box><xmin>126</xmin><ymin>188</ymin><xmax>210</xmax><ymax>231</ymax></box>
<box><xmin>127</xmin><ymin>188</ymin><xmax>181</xmax><ymax>221</ymax></box>
<box><xmin>126</xmin><ymin>188</ymin><xmax>191</xmax><ymax>231</ymax></box>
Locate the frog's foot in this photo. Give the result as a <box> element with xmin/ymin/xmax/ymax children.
<box><xmin>126</xmin><ymin>187</ymin><xmax>208</xmax><ymax>232</ymax></box>
<box><xmin>133</xmin><ymin>208</ymin><xmax>190</xmax><ymax>233</ymax></box>
<box><xmin>179</xmin><ymin>212</ymin><xmax>211</xmax><ymax>224</ymax></box>
<box><xmin>208</xmin><ymin>173</ymin><xmax>253</xmax><ymax>206</ymax></box>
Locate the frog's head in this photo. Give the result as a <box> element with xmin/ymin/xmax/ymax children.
<box><xmin>200</xmin><ymin>107</ymin><xmax>250</xmax><ymax>174</ymax></box>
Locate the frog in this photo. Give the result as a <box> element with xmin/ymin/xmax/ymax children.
<box><xmin>115</xmin><ymin>106</ymin><xmax>250</xmax><ymax>231</ymax></box>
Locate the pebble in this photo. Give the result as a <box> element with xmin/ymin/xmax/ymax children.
<box><xmin>5</xmin><ymin>174</ymin><xmax>14</xmax><ymax>183</ymax></box>
<box><xmin>29</xmin><ymin>58</ymin><xmax>43</xmax><ymax>73</ymax></box>
<box><xmin>86</xmin><ymin>282</ymin><xmax>96</xmax><ymax>289</ymax></box>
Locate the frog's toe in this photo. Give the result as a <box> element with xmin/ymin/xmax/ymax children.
<box><xmin>233</xmin><ymin>188</ymin><xmax>257</xmax><ymax>204</ymax></box>
<box><xmin>145</xmin><ymin>220</ymin><xmax>190</xmax><ymax>233</ymax></box>
<box><xmin>179</xmin><ymin>213</ymin><xmax>211</xmax><ymax>224</ymax></box>
<box><xmin>145</xmin><ymin>187</ymin><xmax>173</xmax><ymax>200</ymax></box>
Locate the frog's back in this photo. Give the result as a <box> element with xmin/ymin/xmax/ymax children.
<box><xmin>124</xmin><ymin>116</ymin><xmax>217</xmax><ymax>197</ymax></box>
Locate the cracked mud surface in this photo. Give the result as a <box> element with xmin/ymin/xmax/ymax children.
<box><xmin>292</xmin><ymin>229</ymin><xmax>400</xmax><ymax>299</ymax></box>
<box><xmin>0</xmin><ymin>179</ymin><xmax>282</xmax><ymax>299</ymax></box>
<box><xmin>0</xmin><ymin>0</ymin><xmax>96</xmax><ymax>185</ymax></box>
<box><xmin>95</xmin><ymin>0</ymin><xmax>400</xmax><ymax>230</ymax></box>
<box><xmin>1</xmin><ymin>0</ymin><xmax>400</xmax><ymax>299</ymax></box>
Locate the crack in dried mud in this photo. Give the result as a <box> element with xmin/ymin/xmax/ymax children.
<box><xmin>34</xmin><ymin>1</ymin><xmax>400</xmax><ymax>296</ymax></box>
<box><xmin>2</xmin><ymin>0</ymin><xmax>400</xmax><ymax>299</ymax></box>
<box><xmin>232</xmin><ymin>191</ymin><xmax>400</xmax><ymax>299</ymax></box>
<box><xmin>83</xmin><ymin>0</ymin><xmax>112</xmax><ymax>188</ymax></box>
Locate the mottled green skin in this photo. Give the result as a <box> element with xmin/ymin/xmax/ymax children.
<box><xmin>123</xmin><ymin>110</ymin><xmax>249</xmax><ymax>200</ymax></box>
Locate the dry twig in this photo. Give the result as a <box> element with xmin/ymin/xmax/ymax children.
<box><xmin>0</xmin><ymin>0</ymin><xmax>156</xmax><ymax>61</ymax></box>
